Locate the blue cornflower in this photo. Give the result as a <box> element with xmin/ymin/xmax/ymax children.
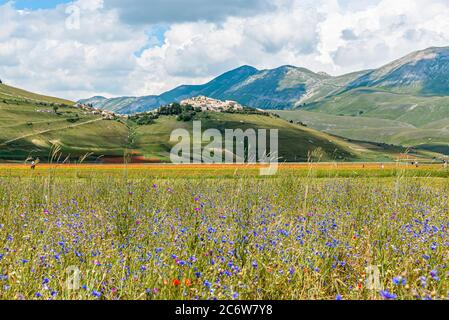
<box><xmin>252</xmin><ymin>261</ymin><xmax>258</xmax><ymax>269</ymax></box>
<box><xmin>430</xmin><ymin>270</ymin><xmax>439</xmax><ymax>281</ymax></box>
<box><xmin>204</xmin><ymin>280</ymin><xmax>212</xmax><ymax>288</ymax></box>
<box><xmin>380</xmin><ymin>290</ymin><xmax>397</xmax><ymax>300</ymax></box>
<box><xmin>392</xmin><ymin>276</ymin><xmax>406</xmax><ymax>285</ymax></box>
<box><xmin>92</xmin><ymin>290</ymin><xmax>101</xmax><ymax>298</ymax></box>
<box><xmin>288</xmin><ymin>267</ymin><xmax>295</xmax><ymax>275</ymax></box>
<box><xmin>420</xmin><ymin>276</ymin><xmax>427</xmax><ymax>287</ymax></box>
<box><xmin>177</xmin><ymin>260</ymin><xmax>187</xmax><ymax>266</ymax></box>
<box><xmin>336</xmin><ymin>294</ymin><xmax>343</xmax><ymax>300</ymax></box>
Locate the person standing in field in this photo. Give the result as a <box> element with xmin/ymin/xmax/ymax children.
<box><xmin>31</xmin><ymin>160</ymin><xmax>36</xmax><ymax>170</ymax></box>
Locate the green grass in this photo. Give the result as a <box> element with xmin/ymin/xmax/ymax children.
<box><xmin>1</xmin><ymin>92</ymin><xmax>416</xmax><ymax>162</ymax></box>
<box><xmin>134</xmin><ymin>113</ymin><xmax>419</xmax><ymax>163</ymax></box>
<box><xmin>0</xmin><ymin>99</ymin><xmax>128</xmax><ymax>160</ymax></box>
<box><xmin>0</xmin><ymin>83</ymin><xmax>74</xmax><ymax>106</ymax></box>
<box><xmin>276</xmin><ymin>92</ymin><xmax>449</xmax><ymax>155</ymax></box>
<box><xmin>302</xmin><ymin>88</ymin><xmax>449</xmax><ymax>126</ymax></box>
<box><xmin>1</xmin><ymin>83</ymin><xmax>446</xmax><ymax>162</ymax></box>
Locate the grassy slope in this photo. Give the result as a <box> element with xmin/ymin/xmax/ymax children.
<box><xmin>0</xmin><ymin>83</ymin><xmax>442</xmax><ymax>162</ymax></box>
<box><xmin>297</xmin><ymin>71</ymin><xmax>369</xmax><ymax>105</ymax></box>
<box><xmin>280</xmin><ymin>88</ymin><xmax>449</xmax><ymax>154</ymax></box>
<box><xmin>0</xmin><ymin>83</ymin><xmax>74</xmax><ymax>106</ymax></box>
<box><xmin>134</xmin><ymin>113</ymin><xmax>430</xmax><ymax>163</ymax></box>
<box><xmin>0</xmin><ymin>84</ymin><xmax>128</xmax><ymax>161</ymax></box>
<box><xmin>0</xmin><ymin>100</ymin><xmax>129</xmax><ymax>160</ymax></box>
<box><xmin>0</xmin><ymin>99</ymin><xmax>438</xmax><ymax>163</ymax></box>
<box><xmin>303</xmin><ymin>88</ymin><xmax>449</xmax><ymax>126</ymax></box>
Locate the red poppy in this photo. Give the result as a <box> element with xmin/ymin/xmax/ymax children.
<box><xmin>172</xmin><ymin>279</ymin><xmax>181</xmax><ymax>286</ymax></box>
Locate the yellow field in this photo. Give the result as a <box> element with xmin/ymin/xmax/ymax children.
<box><xmin>0</xmin><ymin>162</ymin><xmax>447</xmax><ymax>179</ymax></box>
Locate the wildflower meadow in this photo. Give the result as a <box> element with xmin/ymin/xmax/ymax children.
<box><xmin>0</xmin><ymin>164</ymin><xmax>448</xmax><ymax>300</ymax></box>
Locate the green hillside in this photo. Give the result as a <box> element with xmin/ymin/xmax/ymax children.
<box><xmin>288</xmin><ymin>85</ymin><xmax>449</xmax><ymax>155</ymax></box>
<box><xmin>133</xmin><ymin>112</ymin><xmax>440</xmax><ymax>163</ymax></box>
<box><xmin>277</xmin><ymin>47</ymin><xmax>449</xmax><ymax>155</ymax></box>
<box><xmin>0</xmin><ymin>98</ymin><xmax>127</xmax><ymax>161</ymax></box>
<box><xmin>1</xmin><ymin>82</ymin><xmax>444</xmax><ymax>163</ymax></box>
<box><xmin>0</xmin><ymin>83</ymin><xmax>74</xmax><ymax>106</ymax></box>
<box><xmin>302</xmin><ymin>88</ymin><xmax>449</xmax><ymax>127</ymax></box>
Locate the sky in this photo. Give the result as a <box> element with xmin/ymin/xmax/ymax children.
<box><xmin>1</xmin><ymin>0</ymin><xmax>449</xmax><ymax>100</ymax></box>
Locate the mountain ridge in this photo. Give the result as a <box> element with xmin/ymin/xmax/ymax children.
<box><xmin>79</xmin><ymin>46</ymin><xmax>449</xmax><ymax>117</ymax></box>
<box><xmin>80</xmin><ymin>64</ymin><xmax>362</xmax><ymax>113</ymax></box>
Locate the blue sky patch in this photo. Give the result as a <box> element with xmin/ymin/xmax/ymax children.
<box><xmin>134</xmin><ymin>26</ymin><xmax>168</xmax><ymax>57</ymax></box>
<box><xmin>0</xmin><ymin>0</ymin><xmax>71</xmax><ymax>10</ymax></box>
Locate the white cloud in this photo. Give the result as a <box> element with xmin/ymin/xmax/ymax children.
<box><xmin>1</xmin><ymin>0</ymin><xmax>449</xmax><ymax>100</ymax></box>
<box><xmin>0</xmin><ymin>1</ymin><xmax>148</xmax><ymax>99</ymax></box>
<box><xmin>316</xmin><ymin>0</ymin><xmax>449</xmax><ymax>72</ymax></box>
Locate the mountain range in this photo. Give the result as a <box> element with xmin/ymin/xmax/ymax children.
<box><xmin>79</xmin><ymin>65</ymin><xmax>365</xmax><ymax>114</ymax></box>
<box><xmin>79</xmin><ymin>46</ymin><xmax>449</xmax><ymax>114</ymax></box>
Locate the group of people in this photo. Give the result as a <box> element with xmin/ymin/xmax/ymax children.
<box><xmin>26</xmin><ymin>158</ymin><xmax>449</xmax><ymax>169</ymax></box>
<box><xmin>364</xmin><ymin>159</ymin><xmax>448</xmax><ymax>169</ymax></box>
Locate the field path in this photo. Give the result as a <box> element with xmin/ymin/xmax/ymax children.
<box><xmin>0</xmin><ymin>118</ymin><xmax>71</xmax><ymax>129</ymax></box>
<box><xmin>0</xmin><ymin>118</ymin><xmax>102</xmax><ymax>146</ymax></box>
